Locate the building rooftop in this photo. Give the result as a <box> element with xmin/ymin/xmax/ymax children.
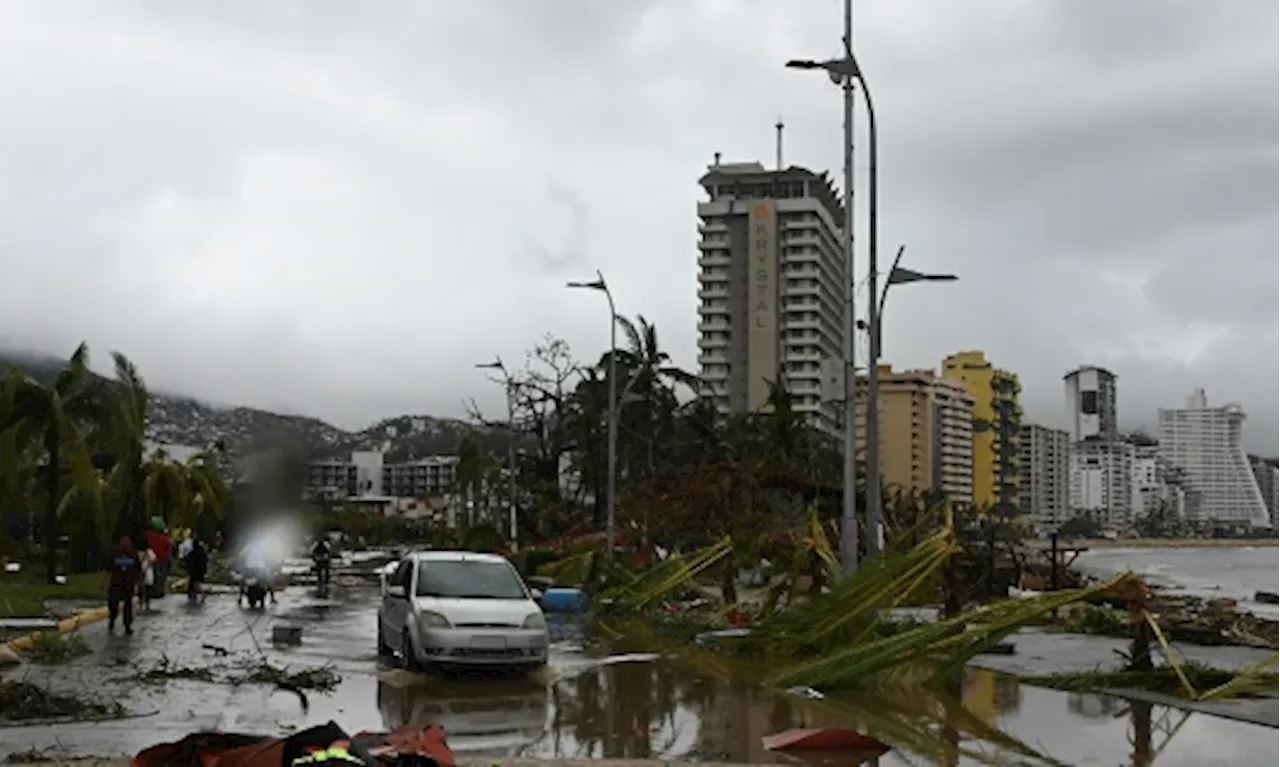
<box><xmin>698</xmin><ymin>159</ymin><xmax>843</xmax><ymax>225</ymax></box>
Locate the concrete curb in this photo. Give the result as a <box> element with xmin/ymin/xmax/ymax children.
<box><xmin>1</xmin><ymin>605</ymin><xmax>110</xmax><ymax>654</ymax></box>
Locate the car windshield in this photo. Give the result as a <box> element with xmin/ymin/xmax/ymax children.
<box><xmin>415</xmin><ymin>559</ymin><xmax>528</xmax><ymax>599</ymax></box>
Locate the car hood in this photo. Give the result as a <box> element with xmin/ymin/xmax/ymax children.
<box><xmin>413</xmin><ymin>596</ymin><xmax>539</xmax><ymax>627</ymax></box>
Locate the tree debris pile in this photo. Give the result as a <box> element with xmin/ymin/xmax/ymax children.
<box><xmin>18</xmin><ymin>629</ymin><xmax>91</xmax><ymax>664</ymax></box>
<box><xmin>0</xmin><ymin>679</ymin><xmax>125</xmax><ymax>722</ymax></box>
<box><xmin>132</xmin><ymin>654</ymin><xmax>341</xmax><ymax>693</ymax></box>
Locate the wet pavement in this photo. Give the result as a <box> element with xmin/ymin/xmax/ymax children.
<box><xmin>1</xmin><ymin>585</ymin><xmax>1276</xmax><ymax>765</ymax></box>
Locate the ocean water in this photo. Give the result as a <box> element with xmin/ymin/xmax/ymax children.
<box><xmin>1074</xmin><ymin>545</ymin><xmax>1280</xmax><ymax>620</ymax></box>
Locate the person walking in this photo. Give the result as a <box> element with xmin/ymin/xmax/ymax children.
<box><xmin>184</xmin><ymin>535</ymin><xmax>209</xmax><ymax>603</ymax></box>
<box><xmin>143</xmin><ymin>517</ymin><xmax>173</xmax><ymax>599</ymax></box>
<box><xmin>107</xmin><ymin>537</ymin><xmax>141</xmax><ymax>634</ymax></box>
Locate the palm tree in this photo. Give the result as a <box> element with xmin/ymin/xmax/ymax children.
<box><xmin>0</xmin><ymin>343</ymin><xmax>106</xmax><ymax>583</ymax></box>
<box><xmin>613</xmin><ymin>315</ymin><xmax>699</xmax><ymax>476</ymax></box>
<box><xmin>100</xmin><ymin>352</ymin><xmax>150</xmax><ymax>540</ymax></box>
<box><xmin>140</xmin><ymin>451</ymin><xmax>230</xmax><ymax>531</ymax></box>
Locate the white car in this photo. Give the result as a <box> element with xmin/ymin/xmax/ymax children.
<box><xmin>378</xmin><ymin>550</ymin><xmax>548</xmax><ymax>669</ymax></box>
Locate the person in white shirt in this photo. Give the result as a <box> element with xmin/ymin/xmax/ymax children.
<box><xmin>177</xmin><ymin>532</ymin><xmax>194</xmax><ymax>563</ymax></box>
<box><xmin>138</xmin><ymin>547</ymin><xmax>157</xmax><ymax>611</ymax></box>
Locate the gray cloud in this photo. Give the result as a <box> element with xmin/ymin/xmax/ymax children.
<box><xmin>0</xmin><ymin>0</ymin><xmax>1275</xmax><ymax>452</ymax></box>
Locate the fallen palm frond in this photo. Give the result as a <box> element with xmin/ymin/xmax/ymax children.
<box><xmin>768</xmin><ymin>572</ymin><xmax>1142</xmax><ymax>690</ymax></box>
<box><xmin>738</xmin><ymin>528</ymin><xmax>957</xmax><ymax>658</ymax></box>
<box><xmin>1021</xmin><ymin>660</ymin><xmax>1279</xmax><ymax>699</ymax></box>
<box><xmin>602</xmin><ymin>536</ymin><xmax>733</xmax><ymax>610</ymax></box>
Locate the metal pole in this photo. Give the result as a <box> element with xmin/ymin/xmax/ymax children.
<box><xmin>604</xmin><ymin>282</ymin><xmax>619</xmax><ymax>560</ymax></box>
<box><xmin>862</xmin><ymin>59</ymin><xmax>884</xmax><ymax>557</ymax></box>
<box><xmin>504</xmin><ymin>375</ymin><xmax>518</xmax><ymax>550</ymax></box>
<box><xmin>839</xmin><ymin>0</ymin><xmax>860</xmax><ymax>576</ymax></box>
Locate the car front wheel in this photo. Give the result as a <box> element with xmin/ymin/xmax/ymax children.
<box><xmin>376</xmin><ymin>621</ymin><xmax>392</xmax><ymax>656</ymax></box>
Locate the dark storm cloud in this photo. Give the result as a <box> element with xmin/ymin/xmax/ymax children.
<box><xmin>0</xmin><ymin>0</ymin><xmax>1274</xmax><ymax>450</ymax></box>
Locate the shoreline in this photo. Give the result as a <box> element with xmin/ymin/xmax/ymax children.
<box><xmin>1075</xmin><ymin>538</ymin><xmax>1279</xmax><ymax>550</ymax></box>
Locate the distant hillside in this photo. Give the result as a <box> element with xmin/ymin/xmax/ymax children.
<box><xmin>0</xmin><ymin>350</ymin><xmax>497</xmax><ymax>461</ymax></box>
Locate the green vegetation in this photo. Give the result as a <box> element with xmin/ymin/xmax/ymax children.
<box><xmin>0</xmin><ymin>571</ymin><xmax>107</xmax><ymax>618</ymax></box>
<box><xmin>1021</xmin><ymin>662</ymin><xmax>1280</xmax><ymax>699</ymax></box>
<box><xmin>1</xmin><ymin>344</ymin><xmax>230</xmax><ymax>586</ymax></box>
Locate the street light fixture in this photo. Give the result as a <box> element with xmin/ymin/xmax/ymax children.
<box><xmin>785</xmin><ymin>0</ymin><xmax>864</xmax><ymax>574</ymax></box>
<box><xmin>566</xmin><ymin>269</ymin><xmax>620</xmax><ymax>559</ymax></box>
<box><xmin>859</xmin><ymin>245</ymin><xmax>960</xmax><ymax>351</ymax></box>
<box><xmin>476</xmin><ymin>357</ymin><xmax>519</xmax><ymax>550</ymax></box>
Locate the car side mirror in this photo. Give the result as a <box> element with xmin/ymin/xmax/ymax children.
<box><xmin>387</xmin><ymin>584</ymin><xmax>407</xmax><ymax>599</ymax></box>
<box><xmin>530</xmin><ymin>588</ymin><xmax>543</xmax><ymax>603</ymax></box>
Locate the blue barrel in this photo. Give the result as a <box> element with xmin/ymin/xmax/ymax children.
<box><xmin>540</xmin><ymin>587</ymin><xmax>590</xmax><ymax>614</ymax></box>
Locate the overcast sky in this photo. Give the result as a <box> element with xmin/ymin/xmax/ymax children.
<box><xmin>0</xmin><ymin>0</ymin><xmax>1276</xmax><ymax>451</ymax></box>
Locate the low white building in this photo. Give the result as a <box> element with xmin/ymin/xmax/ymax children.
<box><xmin>1131</xmin><ymin>442</ymin><xmax>1186</xmax><ymax>520</ymax></box>
<box><xmin>1069</xmin><ymin>439</ymin><xmax>1135</xmax><ymax>526</ymax></box>
<box><xmin>1158</xmin><ymin>389</ymin><xmax>1269</xmax><ymax>527</ymax></box>
<box><xmin>1248</xmin><ymin>455</ymin><xmax>1279</xmax><ymax>529</ymax></box>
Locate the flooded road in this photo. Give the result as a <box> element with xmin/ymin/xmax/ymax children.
<box><xmin>2</xmin><ymin>584</ymin><xmax>1276</xmax><ymax>765</ymax></box>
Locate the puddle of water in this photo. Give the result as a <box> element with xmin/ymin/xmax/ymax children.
<box><xmin>2</xmin><ymin>588</ymin><xmax>1276</xmax><ymax>765</ymax></box>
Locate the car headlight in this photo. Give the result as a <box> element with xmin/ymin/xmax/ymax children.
<box><xmin>523</xmin><ymin>612</ymin><xmax>547</xmax><ymax>630</ymax></box>
<box><xmin>418</xmin><ymin>611</ymin><xmax>451</xmax><ymax>630</ymax></box>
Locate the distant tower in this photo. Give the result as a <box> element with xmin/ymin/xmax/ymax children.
<box><xmin>1064</xmin><ymin>366</ymin><xmax>1117</xmax><ymax>441</ymax></box>
<box><xmin>775</xmin><ymin>118</ymin><xmax>785</xmax><ymax>170</ymax></box>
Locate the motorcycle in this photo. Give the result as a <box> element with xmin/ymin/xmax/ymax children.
<box><xmin>240</xmin><ymin>569</ymin><xmax>269</xmax><ymax>609</ymax></box>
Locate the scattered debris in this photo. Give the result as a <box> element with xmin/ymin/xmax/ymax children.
<box><xmin>0</xmin><ymin>680</ymin><xmax>125</xmax><ymax>723</ymax></box>
<box><xmin>19</xmin><ymin>630</ymin><xmax>90</xmax><ymax>664</ymax></box>
<box><xmin>138</xmin><ymin>655</ymin><xmax>217</xmax><ymax>683</ymax></box>
<box><xmin>1255</xmin><ymin>591</ymin><xmax>1279</xmax><ymax>605</ymax></box>
<box><xmin>243</xmin><ymin>661</ymin><xmax>341</xmax><ymax>692</ymax></box>
<box><xmin>202</xmin><ymin>643</ymin><xmax>231</xmax><ymax>657</ymax></box>
<box><xmin>132</xmin><ymin>656</ymin><xmax>340</xmax><ymax>695</ymax></box>
<box><xmin>133</xmin><ymin>721</ymin><xmax>456</xmax><ymax>767</ymax></box>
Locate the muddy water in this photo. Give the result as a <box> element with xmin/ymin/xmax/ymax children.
<box><xmin>1</xmin><ymin>586</ymin><xmax>1275</xmax><ymax>765</ymax></box>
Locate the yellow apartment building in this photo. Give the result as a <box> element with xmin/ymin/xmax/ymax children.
<box><xmin>856</xmin><ymin>365</ymin><xmax>976</xmax><ymax>507</ymax></box>
<box><xmin>941</xmin><ymin>351</ymin><xmax>1023</xmax><ymax>513</ymax></box>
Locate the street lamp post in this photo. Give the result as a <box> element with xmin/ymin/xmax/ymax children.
<box><xmin>786</xmin><ymin>0</ymin><xmax>861</xmax><ymax>574</ymax></box>
<box><xmin>476</xmin><ymin>357</ymin><xmax>519</xmax><ymax>549</ymax></box>
<box><xmin>566</xmin><ymin>270</ymin><xmax>619</xmax><ymax>559</ymax></box>
<box><xmin>859</xmin><ymin>241</ymin><xmax>959</xmax><ymax>535</ymax></box>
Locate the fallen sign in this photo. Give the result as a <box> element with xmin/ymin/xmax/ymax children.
<box><xmin>762</xmin><ymin>727</ymin><xmax>891</xmax><ymax>764</ymax></box>
<box><xmin>133</xmin><ymin>721</ymin><xmax>455</xmax><ymax>766</ymax></box>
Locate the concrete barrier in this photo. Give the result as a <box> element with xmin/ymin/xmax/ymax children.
<box><xmin>0</xmin><ymin>605</ymin><xmax>110</xmax><ymax>655</ymax></box>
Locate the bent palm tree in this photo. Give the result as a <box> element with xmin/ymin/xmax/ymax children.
<box><xmin>0</xmin><ymin>344</ymin><xmax>106</xmax><ymax>583</ymax></box>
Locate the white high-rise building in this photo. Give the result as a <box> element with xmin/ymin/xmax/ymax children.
<box><xmin>1157</xmin><ymin>389</ymin><xmax>1269</xmax><ymax>527</ymax></box>
<box><xmin>697</xmin><ymin>158</ymin><xmax>846</xmax><ymax>435</ymax></box>
<box><xmin>1064</xmin><ymin>366</ymin><xmax>1118</xmax><ymax>442</ymax></box>
<box><xmin>1070</xmin><ymin>439</ymin><xmax>1136</xmax><ymax>527</ymax></box>
<box><xmin>1018</xmin><ymin>424</ymin><xmax>1070</xmax><ymax>531</ymax></box>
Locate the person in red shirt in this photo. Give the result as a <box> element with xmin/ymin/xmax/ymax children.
<box><xmin>143</xmin><ymin>517</ymin><xmax>173</xmax><ymax>595</ymax></box>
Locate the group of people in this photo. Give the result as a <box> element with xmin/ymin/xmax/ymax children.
<box><xmin>106</xmin><ymin>518</ymin><xmax>211</xmax><ymax>634</ymax></box>
<box><xmin>104</xmin><ymin>523</ymin><xmax>338</xmax><ymax>631</ymax></box>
